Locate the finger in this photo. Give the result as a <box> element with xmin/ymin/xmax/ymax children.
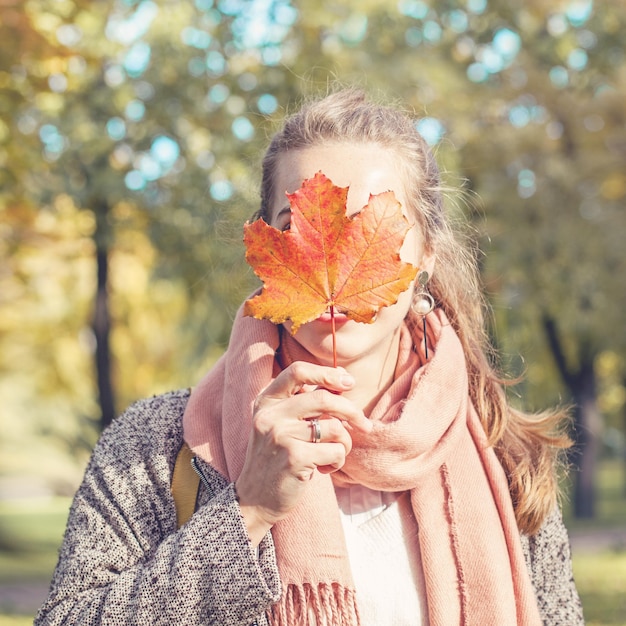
<box><xmin>312</xmin><ymin>442</ymin><xmax>348</xmax><ymax>472</ymax></box>
<box><xmin>307</xmin><ymin>418</ymin><xmax>322</xmax><ymax>444</ymax></box>
<box><xmin>281</xmin><ymin>388</ymin><xmax>371</xmax><ymax>433</ymax></box>
<box><xmin>291</xmin><ymin>441</ymin><xmax>347</xmax><ymax>475</ymax></box>
<box><xmin>264</xmin><ymin>361</ymin><xmax>356</xmax><ymax>399</ymax></box>
<box><xmin>305</xmin><ymin>417</ymin><xmax>353</xmax><ymax>454</ymax></box>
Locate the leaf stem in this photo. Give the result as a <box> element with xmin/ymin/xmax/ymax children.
<box><xmin>331</xmin><ymin>304</ymin><xmax>337</xmax><ymax>368</ymax></box>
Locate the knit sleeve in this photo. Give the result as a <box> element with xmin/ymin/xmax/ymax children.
<box><xmin>34</xmin><ymin>391</ymin><xmax>281</xmax><ymax>626</ymax></box>
<box><xmin>521</xmin><ymin>506</ymin><xmax>585</xmax><ymax>625</ymax></box>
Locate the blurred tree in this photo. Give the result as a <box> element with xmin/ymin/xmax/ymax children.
<box><xmin>1</xmin><ymin>0</ymin><xmax>299</xmax><ymax>430</ymax></box>
<box><xmin>1</xmin><ymin>0</ymin><xmax>624</xmax><ymax>515</ymax></box>
<box><xmin>439</xmin><ymin>0</ymin><xmax>626</xmax><ymax>518</ymax></box>
<box><xmin>0</xmin><ymin>0</ymin><xmax>103</xmax><ymax>479</ymax></box>
<box><xmin>272</xmin><ymin>0</ymin><xmax>626</xmax><ymax>516</ymax></box>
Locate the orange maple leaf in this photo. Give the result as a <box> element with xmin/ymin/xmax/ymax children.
<box><xmin>243</xmin><ymin>171</ymin><xmax>418</xmax><ymax>335</ymax></box>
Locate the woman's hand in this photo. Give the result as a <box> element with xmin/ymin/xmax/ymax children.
<box><xmin>234</xmin><ymin>361</ymin><xmax>372</xmax><ymax>546</ymax></box>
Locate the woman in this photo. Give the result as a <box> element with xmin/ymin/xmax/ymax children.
<box><xmin>36</xmin><ymin>89</ymin><xmax>583</xmax><ymax>625</ymax></box>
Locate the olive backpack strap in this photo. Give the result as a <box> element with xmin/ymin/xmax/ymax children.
<box><xmin>171</xmin><ymin>441</ymin><xmax>200</xmax><ymax>529</ymax></box>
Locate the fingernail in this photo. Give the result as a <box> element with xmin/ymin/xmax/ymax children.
<box><xmin>340</xmin><ymin>373</ymin><xmax>355</xmax><ymax>387</ymax></box>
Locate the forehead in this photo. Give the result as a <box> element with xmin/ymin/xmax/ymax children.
<box><xmin>270</xmin><ymin>143</ymin><xmax>408</xmax><ymax>221</ymax></box>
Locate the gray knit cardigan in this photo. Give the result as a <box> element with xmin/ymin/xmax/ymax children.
<box><xmin>35</xmin><ymin>389</ymin><xmax>584</xmax><ymax>626</ymax></box>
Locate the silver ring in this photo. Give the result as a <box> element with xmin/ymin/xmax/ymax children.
<box><xmin>310</xmin><ymin>418</ymin><xmax>321</xmax><ymax>444</ymax></box>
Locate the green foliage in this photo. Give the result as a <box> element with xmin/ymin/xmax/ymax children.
<box><xmin>563</xmin><ymin>460</ymin><xmax>626</xmax><ymax>530</ymax></box>
<box><xmin>1</xmin><ymin>0</ymin><xmax>624</xmax><ymax>494</ymax></box>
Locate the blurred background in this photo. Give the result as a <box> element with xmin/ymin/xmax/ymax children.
<box><xmin>0</xmin><ymin>0</ymin><xmax>624</xmax><ymax>623</ymax></box>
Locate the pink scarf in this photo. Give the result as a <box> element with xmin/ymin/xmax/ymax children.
<box><xmin>183</xmin><ymin>305</ymin><xmax>542</xmax><ymax>625</ymax></box>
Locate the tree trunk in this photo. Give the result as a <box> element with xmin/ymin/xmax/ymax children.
<box><xmin>92</xmin><ymin>242</ymin><xmax>115</xmax><ymax>431</ymax></box>
<box><xmin>623</xmin><ymin>374</ymin><xmax>626</xmax><ymax>498</ymax></box>
<box><xmin>543</xmin><ymin>316</ymin><xmax>600</xmax><ymax>518</ymax></box>
<box><xmin>569</xmin><ymin>359</ymin><xmax>601</xmax><ymax>518</ymax></box>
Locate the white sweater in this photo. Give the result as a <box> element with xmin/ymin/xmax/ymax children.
<box><xmin>335</xmin><ymin>486</ymin><xmax>429</xmax><ymax>626</ymax></box>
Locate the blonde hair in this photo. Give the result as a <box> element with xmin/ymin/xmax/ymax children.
<box><xmin>257</xmin><ymin>88</ymin><xmax>570</xmax><ymax>535</ymax></box>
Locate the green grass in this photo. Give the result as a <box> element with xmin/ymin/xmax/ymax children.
<box><xmin>0</xmin><ymin>497</ymin><xmax>70</xmax><ymax>584</ymax></box>
<box><xmin>1</xmin><ymin>461</ymin><xmax>625</xmax><ymax>623</ymax></box>
<box><xmin>0</xmin><ymin>617</ymin><xmax>33</xmax><ymax>626</ymax></box>
<box><xmin>0</xmin><ymin>497</ymin><xmax>69</xmax><ymax>621</ymax></box>
<box><xmin>565</xmin><ymin>459</ymin><xmax>626</xmax><ymax>625</ymax></box>
<box><xmin>574</xmin><ymin>550</ymin><xmax>626</xmax><ymax>626</ymax></box>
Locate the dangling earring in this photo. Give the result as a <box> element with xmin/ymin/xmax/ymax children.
<box><xmin>411</xmin><ymin>270</ymin><xmax>435</xmax><ymax>359</ymax></box>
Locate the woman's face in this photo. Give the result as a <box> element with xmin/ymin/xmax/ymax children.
<box><xmin>269</xmin><ymin>142</ymin><xmax>433</xmax><ymax>368</ymax></box>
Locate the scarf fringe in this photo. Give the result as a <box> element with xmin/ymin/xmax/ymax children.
<box><xmin>269</xmin><ymin>583</ymin><xmax>360</xmax><ymax>626</ymax></box>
